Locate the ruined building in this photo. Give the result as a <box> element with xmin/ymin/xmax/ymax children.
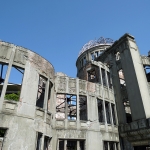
<box><xmin>0</xmin><ymin>33</ymin><xmax>150</xmax><ymax>150</ymax></box>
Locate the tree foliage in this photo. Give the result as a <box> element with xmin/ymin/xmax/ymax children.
<box><xmin>5</xmin><ymin>92</ymin><xmax>20</xmax><ymax>101</ymax></box>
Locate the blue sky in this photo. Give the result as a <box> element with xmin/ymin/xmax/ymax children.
<box><xmin>0</xmin><ymin>1</ymin><xmax>150</xmax><ymax>78</ymax></box>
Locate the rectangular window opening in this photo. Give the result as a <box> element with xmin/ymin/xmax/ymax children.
<box><xmin>118</xmin><ymin>69</ymin><xmax>126</xmax><ymax>87</ymax></box>
<box><xmin>67</xmin><ymin>94</ymin><xmax>77</xmax><ymax>120</ymax></box>
<box><xmin>5</xmin><ymin>66</ymin><xmax>24</xmax><ymax>101</ymax></box>
<box><xmin>104</xmin><ymin>141</ymin><xmax>118</xmax><ymax>150</ymax></box>
<box><xmin>101</xmin><ymin>68</ymin><xmax>107</xmax><ymax>87</ymax></box>
<box><xmin>36</xmin><ymin>132</ymin><xmax>42</xmax><ymax>150</ymax></box>
<box><xmin>56</xmin><ymin>94</ymin><xmax>66</xmax><ymax>120</ymax></box>
<box><xmin>59</xmin><ymin>140</ymin><xmax>64</xmax><ymax>150</ymax></box>
<box><xmin>107</xmin><ymin>72</ymin><xmax>112</xmax><ymax>89</ymax></box>
<box><xmin>36</xmin><ymin>76</ymin><xmax>46</xmax><ymax>108</ymax></box>
<box><xmin>0</xmin><ymin>64</ymin><xmax>8</xmax><ymax>97</ymax></box>
<box><xmin>83</xmin><ymin>57</ymin><xmax>86</xmax><ymax>65</ymax></box>
<box><xmin>44</xmin><ymin>136</ymin><xmax>51</xmax><ymax>150</ymax></box>
<box><xmin>97</xmin><ymin>99</ymin><xmax>105</xmax><ymax>123</ymax></box>
<box><xmin>91</xmin><ymin>53</ymin><xmax>95</xmax><ymax>60</ymax></box>
<box><xmin>88</xmin><ymin>69</ymin><xmax>96</xmax><ymax>83</ymax></box>
<box><xmin>79</xmin><ymin>96</ymin><xmax>87</xmax><ymax>121</ymax></box>
<box><xmin>111</xmin><ymin>104</ymin><xmax>116</xmax><ymax>125</ymax></box>
<box><xmin>58</xmin><ymin>140</ymin><xmax>85</xmax><ymax>150</ymax></box>
<box><xmin>0</xmin><ymin>128</ymin><xmax>7</xmax><ymax>150</ymax></box>
<box><xmin>105</xmin><ymin>102</ymin><xmax>111</xmax><ymax>124</ymax></box>
<box><xmin>80</xmin><ymin>140</ymin><xmax>85</xmax><ymax>150</ymax></box>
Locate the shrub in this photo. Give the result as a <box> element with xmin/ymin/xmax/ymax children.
<box><xmin>5</xmin><ymin>92</ymin><xmax>20</xmax><ymax>101</ymax></box>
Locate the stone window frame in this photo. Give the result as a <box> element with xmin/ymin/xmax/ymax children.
<box><xmin>36</xmin><ymin>75</ymin><xmax>51</xmax><ymax>110</ymax></box>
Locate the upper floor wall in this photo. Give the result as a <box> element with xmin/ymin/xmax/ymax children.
<box><xmin>0</xmin><ymin>41</ymin><xmax>55</xmax><ymax>118</ymax></box>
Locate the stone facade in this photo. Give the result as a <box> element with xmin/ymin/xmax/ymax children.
<box><xmin>0</xmin><ymin>33</ymin><xmax>149</xmax><ymax>150</ymax></box>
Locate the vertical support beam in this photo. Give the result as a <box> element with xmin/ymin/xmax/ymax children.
<box><xmin>110</xmin><ymin>54</ymin><xmax>126</xmax><ymax>124</ymax></box>
<box><xmin>108</xmin><ymin>142</ymin><xmax>110</xmax><ymax>150</ymax></box>
<box><xmin>114</xmin><ymin>143</ymin><xmax>117</xmax><ymax>150</ymax></box>
<box><xmin>64</xmin><ymin>140</ymin><xmax>67</xmax><ymax>150</ymax></box>
<box><xmin>109</xmin><ymin>103</ymin><xmax>114</xmax><ymax>125</ymax></box>
<box><xmin>44</xmin><ymin>80</ymin><xmax>50</xmax><ymax>122</ymax></box>
<box><xmin>120</xmin><ymin>38</ymin><xmax>150</xmax><ymax>120</ymax></box>
<box><xmin>76</xmin><ymin>78</ymin><xmax>80</xmax><ymax>129</ymax></box>
<box><xmin>40</xmin><ymin>134</ymin><xmax>44</xmax><ymax>150</ymax></box>
<box><xmin>77</xmin><ymin>141</ymin><xmax>80</xmax><ymax>150</ymax></box>
<box><xmin>57</xmin><ymin>139</ymin><xmax>59</xmax><ymax>150</ymax></box>
<box><xmin>0</xmin><ymin>45</ymin><xmax>16</xmax><ymax>110</ymax></box>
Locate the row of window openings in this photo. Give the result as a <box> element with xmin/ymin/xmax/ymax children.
<box><xmin>36</xmin><ymin>132</ymin><xmax>51</xmax><ymax>150</ymax></box>
<box><xmin>59</xmin><ymin>139</ymin><xmax>85</xmax><ymax>150</ymax></box>
<box><xmin>0</xmin><ymin>129</ymin><xmax>118</xmax><ymax>150</ymax></box>
<box><xmin>88</xmin><ymin>68</ymin><xmax>112</xmax><ymax>89</ymax></box>
<box><xmin>0</xmin><ymin>63</ymin><xmax>51</xmax><ymax>110</ymax></box>
<box><xmin>79</xmin><ymin>51</ymin><xmax>103</xmax><ymax>68</ymax></box>
<box><xmin>104</xmin><ymin>141</ymin><xmax>119</xmax><ymax>150</ymax></box>
<box><xmin>56</xmin><ymin>94</ymin><xmax>116</xmax><ymax>125</ymax></box>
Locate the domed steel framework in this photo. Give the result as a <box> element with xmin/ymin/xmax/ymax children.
<box><xmin>78</xmin><ymin>37</ymin><xmax>114</xmax><ymax>57</ymax></box>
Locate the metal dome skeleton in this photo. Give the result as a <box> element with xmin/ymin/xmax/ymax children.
<box><xmin>78</xmin><ymin>37</ymin><xmax>114</xmax><ymax>57</ymax></box>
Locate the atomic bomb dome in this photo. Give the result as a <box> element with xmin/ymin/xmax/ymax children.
<box><xmin>78</xmin><ymin>37</ymin><xmax>114</xmax><ymax>57</ymax></box>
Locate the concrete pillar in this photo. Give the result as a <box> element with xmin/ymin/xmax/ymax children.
<box><xmin>64</xmin><ymin>140</ymin><xmax>67</xmax><ymax>150</ymax></box>
<box><xmin>108</xmin><ymin>142</ymin><xmax>110</xmax><ymax>150</ymax></box>
<box><xmin>76</xmin><ymin>78</ymin><xmax>80</xmax><ymax>129</ymax></box>
<box><xmin>40</xmin><ymin>134</ymin><xmax>44</xmax><ymax>150</ymax></box>
<box><xmin>110</xmin><ymin>54</ymin><xmax>126</xmax><ymax>124</ymax></box>
<box><xmin>120</xmin><ymin>39</ymin><xmax>150</xmax><ymax>120</ymax></box>
<box><xmin>109</xmin><ymin>103</ymin><xmax>114</xmax><ymax>125</ymax></box>
<box><xmin>77</xmin><ymin>141</ymin><xmax>80</xmax><ymax>150</ymax></box>
<box><xmin>44</xmin><ymin>80</ymin><xmax>50</xmax><ymax>122</ymax></box>
<box><xmin>56</xmin><ymin>139</ymin><xmax>59</xmax><ymax>150</ymax></box>
<box><xmin>0</xmin><ymin>45</ymin><xmax>15</xmax><ymax>110</ymax></box>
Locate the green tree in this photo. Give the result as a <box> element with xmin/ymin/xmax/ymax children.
<box><xmin>5</xmin><ymin>92</ymin><xmax>20</xmax><ymax>101</ymax></box>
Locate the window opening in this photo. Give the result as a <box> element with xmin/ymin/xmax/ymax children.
<box><xmin>109</xmin><ymin>142</ymin><xmax>114</xmax><ymax>150</ymax></box>
<box><xmin>83</xmin><ymin>57</ymin><xmax>86</xmax><ymax>65</ymax></box>
<box><xmin>5</xmin><ymin>66</ymin><xmax>24</xmax><ymax>101</ymax></box>
<box><xmin>101</xmin><ymin>68</ymin><xmax>107</xmax><ymax>86</ymax></box>
<box><xmin>44</xmin><ymin>136</ymin><xmax>51</xmax><ymax>150</ymax></box>
<box><xmin>0</xmin><ymin>64</ymin><xmax>8</xmax><ymax>97</ymax></box>
<box><xmin>111</xmin><ymin>104</ymin><xmax>116</xmax><ymax>125</ymax></box>
<box><xmin>99</xmin><ymin>50</ymin><xmax>103</xmax><ymax>56</ymax></box>
<box><xmin>58</xmin><ymin>140</ymin><xmax>85</xmax><ymax>150</ymax></box>
<box><xmin>104</xmin><ymin>141</ymin><xmax>108</xmax><ymax>150</ymax></box>
<box><xmin>0</xmin><ymin>128</ymin><xmax>7</xmax><ymax>150</ymax></box>
<box><xmin>67</xmin><ymin>95</ymin><xmax>77</xmax><ymax>120</ymax></box>
<box><xmin>97</xmin><ymin>99</ymin><xmax>105</xmax><ymax>123</ymax></box>
<box><xmin>115</xmin><ymin>52</ymin><xmax>121</xmax><ymax>61</ymax></box>
<box><xmin>118</xmin><ymin>69</ymin><xmax>132</xmax><ymax>123</ymax></box>
<box><xmin>36</xmin><ymin>132</ymin><xmax>42</xmax><ymax>150</ymax></box>
<box><xmin>107</xmin><ymin>72</ymin><xmax>112</xmax><ymax>89</ymax></box>
<box><xmin>56</xmin><ymin>94</ymin><xmax>77</xmax><ymax>120</ymax></box>
<box><xmin>79</xmin><ymin>96</ymin><xmax>87</xmax><ymax>121</ymax></box>
<box><xmin>67</xmin><ymin>140</ymin><xmax>77</xmax><ymax>150</ymax></box>
<box><xmin>80</xmin><ymin>140</ymin><xmax>85</xmax><ymax>150</ymax></box>
<box><xmin>118</xmin><ymin>69</ymin><xmax>125</xmax><ymax>86</ymax></box>
<box><xmin>105</xmin><ymin>102</ymin><xmax>111</xmax><ymax>124</ymax></box>
<box><xmin>88</xmin><ymin>69</ymin><xmax>97</xmax><ymax>83</ymax></box>
<box><xmin>95</xmin><ymin>51</ymin><xmax>99</xmax><ymax>58</ymax></box>
<box><xmin>104</xmin><ymin>141</ymin><xmax>118</xmax><ymax>150</ymax></box>
<box><xmin>59</xmin><ymin>140</ymin><xmax>64</xmax><ymax>150</ymax></box>
<box><xmin>56</xmin><ymin>94</ymin><xmax>66</xmax><ymax>120</ymax></box>
<box><xmin>36</xmin><ymin>76</ymin><xmax>46</xmax><ymax>108</ymax></box>
<box><xmin>91</xmin><ymin>53</ymin><xmax>95</xmax><ymax>60</ymax></box>
<box><xmin>81</xmin><ymin>59</ymin><xmax>83</xmax><ymax>67</ymax></box>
